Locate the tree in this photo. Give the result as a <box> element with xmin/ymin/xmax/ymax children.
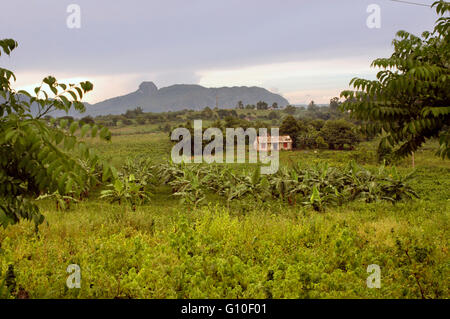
<box><xmin>341</xmin><ymin>1</ymin><xmax>450</xmax><ymax>159</ymax></box>
<box><xmin>256</xmin><ymin>101</ymin><xmax>268</xmax><ymax>110</ymax></box>
<box><xmin>272</xmin><ymin>102</ymin><xmax>278</xmax><ymax>109</ymax></box>
<box><xmin>0</xmin><ymin>38</ymin><xmax>115</xmax><ymax>228</ymax></box>
<box><xmin>201</xmin><ymin>106</ymin><xmax>214</xmax><ymax>119</ymax></box>
<box><xmin>124</xmin><ymin>118</ymin><xmax>134</xmax><ymax>125</ymax></box>
<box><xmin>319</xmin><ymin>120</ymin><xmax>360</xmax><ymax>150</ymax></box>
<box><xmin>124</xmin><ymin>107</ymin><xmax>144</xmax><ymax>118</ymax></box>
<box><xmin>296</xmin><ymin>120</ymin><xmax>317</xmax><ymax>149</ymax></box>
<box><xmin>268</xmin><ymin>110</ymin><xmax>279</xmax><ymax>120</ymax></box>
<box><xmin>216</xmin><ymin>109</ymin><xmax>233</xmax><ymax>119</ymax></box>
<box><xmin>57</xmin><ymin>116</ymin><xmax>74</xmax><ymax>125</ymax></box>
<box><xmin>329</xmin><ymin>97</ymin><xmax>340</xmax><ymax>112</ymax></box>
<box><xmin>315</xmin><ymin>135</ymin><xmax>328</xmax><ymax>149</ymax></box>
<box><xmin>309</xmin><ymin>119</ymin><xmax>325</xmax><ymax>131</ymax></box>
<box><xmin>307</xmin><ymin>100</ymin><xmax>319</xmax><ymax>112</ymax></box>
<box><xmin>137</xmin><ymin>117</ymin><xmax>147</xmax><ymax>125</ymax></box>
<box><xmin>80</xmin><ymin>115</ymin><xmax>95</xmax><ymax>126</ymax></box>
<box><xmin>280</xmin><ymin>115</ymin><xmax>301</xmax><ymax>148</ymax></box>
<box><xmin>297</xmin><ymin>129</ymin><xmax>319</xmax><ymax>149</ymax></box>
<box><xmin>236</xmin><ymin>101</ymin><xmax>244</xmax><ymax>109</ymax></box>
<box><xmin>283</xmin><ymin>105</ymin><xmax>297</xmax><ymax>115</ymax></box>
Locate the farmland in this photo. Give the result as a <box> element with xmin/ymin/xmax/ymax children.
<box><xmin>1</xmin><ymin>2</ymin><xmax>449</xmax><ymax>300</ymax></box>
<box><xmin>1</xmin><ymin>124</ymin><xmax>448</xmax><ymax>299</ymax></box>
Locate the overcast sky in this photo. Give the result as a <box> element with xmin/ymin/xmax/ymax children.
<box><xmin>1</xmin><ymin>0</ymin><xmax>439</xmax><ymax>104</ymax></box>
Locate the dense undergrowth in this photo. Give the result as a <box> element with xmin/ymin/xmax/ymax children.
<box><xmin>0</xmin><ymin>200</ymin><xmax>448</xmax><ymax>298</ymax></box>
<box><xmin>0</xmin><ymin>134</ymin><xmax>448</xmax><ymax>299</ymax></box>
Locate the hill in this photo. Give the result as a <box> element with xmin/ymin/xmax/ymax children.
<box><xmin>14</xmin><ymin>82</ymin><xmax>290</xmax><ymax>118</ymax></box>
<box><xmin>85</xmin><ymin>82</ymin><xmax>289</xmax><ymax>116</ymax></box>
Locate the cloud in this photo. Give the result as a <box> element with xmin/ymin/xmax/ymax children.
<box><xmin>197</xmin><ymin>55</ymin><xmax>380</xmax><ymax>103</ymax></box>
<box><xmin>152</xmin><ymin>70</ymin><xmax>202</xmax><ymax>87</ymax></box>
<box><xmin>2</xmin><ymin>0</ymin><xmax>439</xmax><ymax>104</ymax></box>
<box><xmin>11</xmin><ymin>71</ymin><xmax>143</xmax><ymax>104</ymax></box>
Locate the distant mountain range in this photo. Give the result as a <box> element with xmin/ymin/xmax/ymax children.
<box><xmin>82</xmin><ymin>82</ymin><xmax>289</xmax><ymax>116</ymax></box>
<box><xmin>29</xmin><ymin>82</ymin><xmax>289</xmax><ymax>118</ymax></box>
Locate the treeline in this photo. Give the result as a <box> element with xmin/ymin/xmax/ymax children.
<box><xmin>280</xmin><ymin>116</ymin><xmax>362</xmax><ymax>151</ymax></box>
<box><xmin>47</xmin><ymin>97</ymin><xmax>367</xmax><ymax>152</ymax></box>
<box><xmin>48</xmin><ymin>96</ymin><xmax>348</xmax><ymax>129</ymax></box>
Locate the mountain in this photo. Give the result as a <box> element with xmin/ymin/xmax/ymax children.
<box><xmin>5</xmin><ymin>82</ymin><xmax>290</xmax><ymax>118</ymax></box>
<box><xmin>83</xmin><ymin>82</ymin><xmax>289</xmax><ymax>116</ymax></box>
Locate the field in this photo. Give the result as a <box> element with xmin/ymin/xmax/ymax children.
<box><xmin>1</xmin><ymin>124</ymin><xmax>449</xmax><ymax>299</ymax></box>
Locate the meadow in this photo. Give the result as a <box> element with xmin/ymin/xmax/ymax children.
<box><xmin>1</xmin><ymin>122</ymin><xmax>448</xmax><ymax>299</ymax></box>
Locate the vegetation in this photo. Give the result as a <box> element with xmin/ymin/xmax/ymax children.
<box><xmin>150</xmin><ymin>161</ymin><xmax>419</xmax><ymax>212</ymax></box>
<box><xmin>0</xmin><ymin>39</ymin><xmax>114</xmax><ymax>229</ymax></box>
<box><xmin>0</xmin><ymin>137</ymin><xmax>448</xmax><ymax>299</ymax></box>
<box><xmin>0</xmin><ymin>1</ymin><xmax>449</xmax><ymax>300</ymax></box>
<box><xmin>341</xmin><ymin>1</ymin><xmax>450</xmax><ymax>159</ymax></box>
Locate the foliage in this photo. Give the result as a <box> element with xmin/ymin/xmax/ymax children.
<box><xmin>100</xmin><ymin>174</ymin><xmax>151</xmax><ymax>210</ymax></box>
<box><xmin>279</xmin><ymin>115</ymin><xmax>303</xmax><ymax>148</ymax></box>
<box><xmin>341</xmin><ymin>1</ymin><xmax>450</xmax><ymax>159</ymax></box>
<box><xmin>0</xmin><ymin>38</ymin><xmax>115</xmax><ymax>228</ymax></box>
<box><xmin>152</xmin><ymin>161</ymin><xmax>418</xmax><ymax>212</ymax></box>
<box><xmin>121</xmin><ymin>156</ymin><xmax>155</xmax><ymax>188</ymax></box>
<box><xmin>329</xmin><ymin>97</ymin><xmax>341</xmax><ymax>112</ymax></box>
<box><xmin>1</xmin><ymin>199</ymin><xmax>447</xmax><ymax>298</ymax></box>
<box><xmin>0</xmin><ymin>128</ymin><xmax>447</xmax><ymax>299</ymax></box>
<box><xmin>283</xmin><ymin>105</ymin><xmax>297</xmax><ymax>115</ymax></box>
<box><xmin>309</xmin><ymin>119</ymin><xmax>325</xmax><ymax>131</ymax></box>
<box><xmin>170</xmin><ymin>168</ymin><xmax>207</xmax><ymax>209</ymax></box>
<box><xmin>319</xmin><ymin>120</ymin><xmax>360</xmax><ymax>150</ymax></box>
<box><xmin>0</xmin><ymin>264</ymin><xmax>15</xmax><ymax>298</ymax></box>
<box><xmin>377</xmin><ymin>143</ymin><xmax>393</xmax><ymax>164</ymax></box>
<box><xmin>36</xmin><ymin>191</ymin><xmax>79</xmax><ymax>211</ymax></box>
<box><xmin>307</xmin><ymin>100</ymin><xmax>319</xmax><ymax>112</ymax></box>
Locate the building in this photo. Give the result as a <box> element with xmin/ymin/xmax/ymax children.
<box><xmin>253</xmin><ymin>135</ymin><xmax>292</xmax><ymax>151</ymax></box>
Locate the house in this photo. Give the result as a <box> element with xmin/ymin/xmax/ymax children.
<box><xmin>253</xmin><ymin>135</ymin><xmax>292</xmax><ymax>151</ymax></box>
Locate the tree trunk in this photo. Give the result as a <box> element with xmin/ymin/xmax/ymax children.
<box><xmin>412</xmin><ymin>152</ymin><xmax>415</xmax><ymax>168</ymax></box>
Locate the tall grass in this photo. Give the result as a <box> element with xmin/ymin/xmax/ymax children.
<box><xmin>1</xmin><ymin>132</ymin><xmax>448</xmax><ymax>299</ymax></box>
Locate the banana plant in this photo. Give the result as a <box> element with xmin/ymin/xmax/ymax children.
<box><xmin>121</xmin><ymin>156</ymin><xmax>155</xmax><ymax>188</ymax></box>
<box><xmin>100</xmin><ymin>174</ymin><xmax>151</xmax><ymax>210</ymax></box>
<box><xmin>306</xmin><ymin>185</ymin><xmax>324</xmax><ymax>212</ymax></box>
<box><xmin>150</xmin><ymin>160</ymin><xmax>419</xmax><ymax>211</ymax></box>
<box><xmin>36</xmin><ymin>190</ymin><xmax>79</xmax><ymax>211</ymax></box>
<box><xmin>171</xmin><ymin>169</ymin><xmax>206</xmax><ymax>209</ymax></box>
<box><xmin>228</xmin><ymin>167</ymin><xmax>272</xmax><ymax>202</ymax></box>
<box><xmin>155</xmin><ymin>161</ymin><xmax>187</xmax><ymax>187</ymax></box>
<box><xmin>378</xmin><ymin>167</ymin><xmax>419</xmax><ymax>202</ymax></box>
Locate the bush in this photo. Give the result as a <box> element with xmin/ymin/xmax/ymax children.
<box><xmin>122</xmin><ymin>118</ymin><xmax>133</xmax><ymax>126</ymax></box>
<box><xmin>315</xmin><ymin>136</ymin><xmax>328</xmax><ymax>149</ymax></box>
<box><xmin>320</xmin><ymin>120</ymin><xmax>360</xmax><ymax>150</ymax></box>
<box><xmin>137</xmin><ymin>118</ymin><xmax>147</xmax><ymax>125</ymax></box>
<box><xmin>280</xmin><ymin>116</ymin><xmax>304</xmax><ymax>148</ymax></box>
<box><xmin>268</xmin><ymin>111</ymin><xmax>279</xmax><ymax>120</ymax></box>
<box><xmin>377</xmin><ymin>143</ymin><xmax>393</xmax><ymax>164</ymax></box>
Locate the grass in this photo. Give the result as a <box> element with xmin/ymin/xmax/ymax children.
<box><xmin>1</xmin><ymin>130</ymin><xmax>449</xmax><ymax>299</ymax></box>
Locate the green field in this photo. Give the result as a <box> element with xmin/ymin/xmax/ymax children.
<box><xmin>1</xmin><ymin>125</ymin><xmax>448</xmax><ymax>299</ymax></box>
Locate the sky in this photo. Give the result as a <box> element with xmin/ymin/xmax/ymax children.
<box><xmin>0</xmin><ymin>0</ymin><xmax>439</xmax><ymax>105</ymax></box>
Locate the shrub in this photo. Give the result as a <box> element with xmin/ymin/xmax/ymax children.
<box><xmin>320</xmin><ymin>120</ymin><xmax>360</xmax><ymax>150</ymax></box>
<box><xmin>377</xmin><ymin>142</ymin><xmax>393</xmax><ymax>164</ymax></box>
<box><xmin>0</xmin><ymin>38</ymin><xmax>114</xmax><ymax>229</ymax></box>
